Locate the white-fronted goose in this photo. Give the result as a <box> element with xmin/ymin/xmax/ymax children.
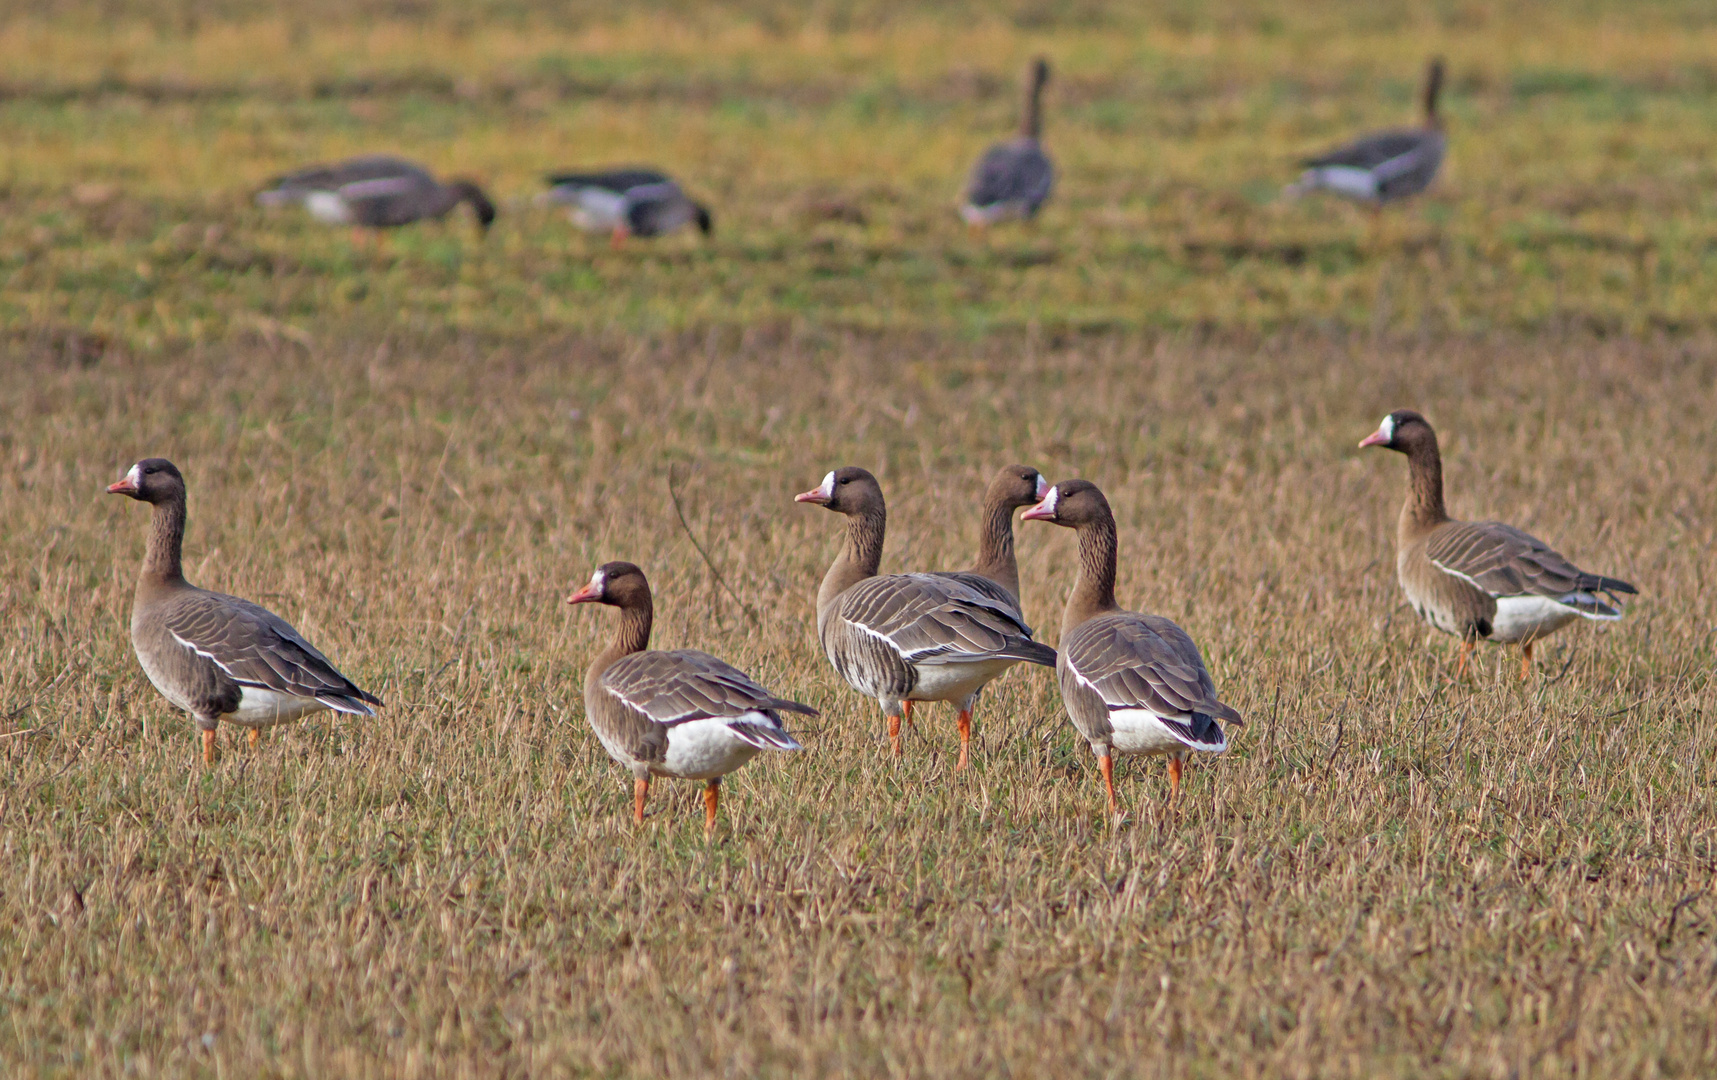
<box><xmin>930</xmin><ymin>464</ymin><xmax>1050</xmax><ymax>608</ymax></box>
<box><xmin>1359</xmin><ymin>410</ymin><xmax>1637</xmax><ymax>678</ymax></box>
<box><xmin>568</xmin><ymin>561</ymin><xmax>810</xmax><ymax>833</ymax></box>
<box><xmin>1021</xmin><ymin>480</ymin><xmax>1242</xmax><ymax>814</ymax></box>
<box><xmin>796</xmin><ymin>467</ymin><xmax>1056</xmax><ymax>769</ymax></box>
<box><xmin>1287</xmin><ymin>58</ymin><xmax>1446</xmax><ymax>204</ymax></box>
<box><xmin>542</xmin><ymin>169</ymin><xmax>712</xmax><ymax>247</ymax></box>
<box><xmin>908</xmin><ymin>464</ymin><xmax>1049</xmax><ymax>736</ymax></box>
<box><xmin>107</xmin><ymin>459</ymin><xmax>382</xmax><ymax>765</ymax></box>
<box><xmin>961</xmin><ymin>57</ymin><xmax>1056</xmax><ymax>227</ymax></box>
<box><xmin>256</xmin><ymin>155</ymin><xmax>496</xmax><ymax>234</ymax></box>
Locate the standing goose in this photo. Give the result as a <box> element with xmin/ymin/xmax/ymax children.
<box><xmin>256</xmin><ymin>155</ymin><xmax>496</xmax><ymax>235</ymax></box>
<box><xmin>930</xmin><ymin>464</ymin><xmax>1050</xmax><ymax>608</ymax></box>
<box><xmin>107</xmin><ymin>459</ymin><xmax>382</xmax><ymax>765</ymax></box>
<box><xmin>796</xmin><ymin>467</ymin><xmax>1056</xmax><ymax>769</ymax></box>
<box><xmin>961</xmin><ymin>57</ymin><xmax>1056</xmax><ymax>228</ymax></box>
<box><xmin>568</xmin><ymin>562</ymin><xmax>811</xmax><ymax>833</ymax></box>
<box><xmin>1021</xmin><ymin>480</ymin><xmax>1242</xmax><ymax>814</ymax></box>
<box><xmin>1287</xmin><ymin>58</ymin><xmax>1446</xmax><ymax>204</ymax></box>
<box><xmin>1359</xmin><ymin>410</ymin><xmax>1637</xmax><ymax>677</ymax></box>
<box><xmin>905</xmin><ymin>464</ymin><xmax>1049</xmax><ymax>733</ymax></box>
<box><xmin>542</xmin><ymin>169</ymin><xmax>713</xmax><ymax>247</ymax></box>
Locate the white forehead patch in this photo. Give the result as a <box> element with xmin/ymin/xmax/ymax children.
<box><xmin>1034</xmin><ymin>474</ymin><xmax>1050</xmax><ymax>499</ymax></box>
<box><xmin>819</xmin><ymin>471</ymin><xmax>836</xmax><ymax>498</ymax></box>
<box><xmin>1040</xmin><ymin>484</ymin><xmax>1060</xmax><ymax>515</ymax></box>
<box><xmin>1378</xmin><ymin>414</ymin><xmax>1396</xmax><ymax>441</ymax></box>
<box><xmin>589</xmin><ymin>569</ymin><xmax>607</xmax><ymax>592</ymax></box>
<box><xmin>125</xmin><ymin>463</ymin><xmax>141</xmax><ymax>486</ymax></box>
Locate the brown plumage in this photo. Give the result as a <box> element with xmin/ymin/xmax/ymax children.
<box><xmin>1360</xmin><ymin>409</ymin><xmax>1637</xmax><ymax>678</ymax></box>
<box><xmin>1022</xmin><ymin>480</ymin><xmax>1242</xmax><ymax>814</ymax></box>
<box><xmin>107</xmin><ymin>459</ymin><xmax>382</xmax><ymax>765</ymax></box>
<box><xmin>796</xmin><ymin>467</ymin><xmax>1056</xmax><ymax>768</ymax></box>
<box><xmin>568</xmin><ymin>561</ymin><xmax>811</xmax><ymax>833</ymax></box>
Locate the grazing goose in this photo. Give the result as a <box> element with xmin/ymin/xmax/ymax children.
<box><xmin>1287</xmin><ymin>58</ymin><xmax>1446</xmax><ymax>204</ymax></box>
<box><xmin>961</xmin><ymin>57</ymin><xmax>1056</xmax><ymax>227</ymax></box>
<box><xmin>256</xmin><ymin>155</ymin><xmax>496</xmax><ymax>234</ymax></box>
<box><xmin>796</xmin><ymin>467</ymin><xmax>1056</xmax><ymax>769</ymax></box>
<box><xmin>542</xmin><ymin>169</ymin><xmax>712</xmax><ymax>247</ymax></box>
<box><xmin>567</xmin><ymin>562</ymin><xmax>811</xmax><ymax>833</ymax></box>
<box><xmin>1021</xmin><ymin>480</ymin><xmax>1242</xmax><ymax>814</ymax></box>
<box><xmin>1359</xmin><ymin>410</ymin><xmax>1637</xmax><ymax>678</ymax></box>
<box><xmin>107</xmin><ymin>459</ymin><xmax>382</xmax><ymax>765</ymax></box>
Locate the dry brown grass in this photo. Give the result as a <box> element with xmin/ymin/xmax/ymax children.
<box><xmin>2</xmin><ymin>327</ymin><xmax>1714</xmax><ymax>1077</ymax></box>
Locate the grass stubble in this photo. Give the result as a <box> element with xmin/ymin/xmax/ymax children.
<box><xmin>3</xmin><ymin>1</ymin><xmax>1717</xmax><ymax>1077</ymax></box>
<box><xmin>2</xmin><ymin>328</ymin><xmax>1714</xmax><ymax>1077</ymax></box>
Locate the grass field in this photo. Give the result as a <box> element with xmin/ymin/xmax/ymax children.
<box><xmin>4</xmin><ymin>1</ymin><xmax>1717</xmax><ymax>1077</ymax></box>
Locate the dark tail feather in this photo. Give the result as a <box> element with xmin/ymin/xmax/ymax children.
<box><xmin>1009</xmin><ymin>640</ymin><xmax>1059</xmax><ymax>667</ymax></box>
<box><xmin>729</xmin><ymin>721</ymin><xmax>803</xmax><ymax>752</ymax></box>
<box><xmin>768</xmin><ymin>697</ymin><xmax>819</xmax><ymax>717</ymax></box>
<box><xmin>1167</xmin><ymin>712</ymin><xmax>1228</xmax><ymax>751</ymax></box>
<box><xmin>1585</xmin><ymin>574</ymin><xmax>1637</xmax><ymax>597</ymax></box>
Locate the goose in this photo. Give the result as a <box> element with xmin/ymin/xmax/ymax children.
<box><xmin>1359</xmin><ymin>410</ymin><xmax>1637</xmax><ymax>678</ymax></box>
<box><xmin>567</xmin><ymin>562</ymin><xmax>811</xmax><ymax>832</ymax></box>
<box><xmin>907</xmin><ymin>464</ymin><xmax>1049</xmax><ymax>734</ymax></box>
<box><xmin>1021</xmin><ymin>480</ymin><xmax>1242</xmax><ymax>813</ymax></box>
<box><xmin>256</xmin><ymin>155</ymin><xmax>496</xmax><ymax>234</ymax></box>
<box><xmin>796</xmin><ymin>467</ymin><xmax>1056</xmax><ymax>769</ymax></box>
<box><xmin>961</xmin><ymin>56</ymin><xmax>1056</xmax><ymax>228</ymax></box>
<box><xmin>542</xmin><ymin>169</ymin><xmax>712</xmax><ymax>247</ymax></box>
<box><xmin>107</xmin><ymin>459</ymin><xmax>382</xmax><ymax>765</ymax></box>
<box><xmin>1287</xmin><ymin>58</ymin><xmax>1446</xmax><ymax>204</ymax></box>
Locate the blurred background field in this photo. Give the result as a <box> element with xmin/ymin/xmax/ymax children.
<box><xmin>3</xmin><ymin>2</ymin><xmax>1717</xmax><ymax>1078</ymax></box>
<box><xmin>5</xmin><ymin>0</ymin><xmax>1717</xmax><ymax>346</ymax></box>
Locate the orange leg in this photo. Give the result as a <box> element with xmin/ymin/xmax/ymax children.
<box><xmin>1098</xmin><ymin>753</ymin><xmax>1118</xmax><ymax>817</ymax></box>
<box><xmin>609</xmin><ymin>226</ymin><xmax>629</xmax><ymax>250</ymax></box>
<box><xmin>248</xmin><ymin>728</ymin><xmax>261</xmax><ymax>749</ymax></box>
<box><xmin>704</xmin><ymin>778</ymin><xmax>721</xmax><ymax>837</ymax></box>
<box><xmin>902</xmin><ymin>699</ymin><xmax>915</xmax><ymax>728</ymax></box>
<box><xmin>888</xmin><ymin>712</ymin><xmax>903</xmax><ymax>757</ymax></box>
<box><xmin>633</xmin><ymin>776</ymin><xmax>650</xmax><ymax>825</ymax></box>
<box><xmin>956</xmin><ymin>709</ymin><xmax>972</xmax><ymax>772</ymax></box>
<box><xmin>1519</xmin><ymin>641</ymin><xmax>1535</xmax><ymax>681</ymax></box>
<box><xmin>1168</xmin><ymin>755</ymin><xmax>1184</xmax><ymax>802</ymax></box>
<box><xmin>201</xmin><ymin>729</ymin><xmax>217</xmax><ymax>766</ymax></box>
<box><xmin>1455</xmin><ymin>639</ymin><xmax>1475</xmax><ymax>680</ymax></box>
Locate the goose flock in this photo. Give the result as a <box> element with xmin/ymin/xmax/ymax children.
<box><xmin>247</xmin><ymin>56</ymin><xmax>1451</xmax><ymax>245</ymax></box>
<box><xmin>108</xmin><ymin>408</ymin><xmax>1636</xmax><ymax>830</ymax></box>
<box><xmin>91</xmin><ymin>53</ymin><xmax>1643</xmax><ymax>831</ymax></box>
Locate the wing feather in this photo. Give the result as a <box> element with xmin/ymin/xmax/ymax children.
<box><xmin>162</xmin><ymin>591</ymin><xmax>381</xmax><ymax>714</ymax></box>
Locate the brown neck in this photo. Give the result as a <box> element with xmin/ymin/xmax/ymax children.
<box><xmin>816</xmin><ymin>505</ymin><xmax>885</xmax><ymax>629</ymax></box>
<box><xmin>969</xmin><ymin>496</ymin><xmax>1021</xmax><ymax>601</ymax></box>
<box><xmin>141</xmin><ymin>496</ymin><xmax>186</xmax><ymax>585</ymax></box>
<box><xmin>1399</xmin><ymin>439</ymin><xmax>1449</xmax><ymax>538</ymax></box>
<box><xmin>1061</xmin><ymin>512</ymin><xmax>1121</xmax><ymax>638</ymax></box>
<box><xmin>589</xmin><ymin>599</ymin><xmax>652</xmax><ymax>682</ymax></box>
<box><xmin>1021</xmin><ymin>73</ymin><xmax>1044</xmax><ymax>139</ymax></box>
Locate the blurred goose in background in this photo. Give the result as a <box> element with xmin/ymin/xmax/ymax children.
<box><xmin>1023</xmin><ymin>480</ymin><xmax>1242</xmax><ymax>814</ymax></box>
<box><xmin>961</xmin><ymin>56</ymin><xmax>1056</xmax><ymax>228</ymax></box>
<box><xmin>542</xmin><ymin>168</ymin><xmax>713</xmax><ymax>247</ymax></box>
<box><xmin>797</xmin><ymin>467</ymin><xmax>1056</xmax><ymax>769</ymax></box>
<box><xmin>256</xmin><ymin>155</ymin><xmax>495</xmax><ymax>236</ymax></box>
<box><xmin>1287</xmin><ymin>58</ymin><xmax>1446</xmax><ymax>204</ymax></box>
<box><xmin>1359</xmin><ymin>410</ymin><xmax>1637</xmax><ymax>678</ymax></box>
<box><xmin>568</xmin><ymin>562</ymin><xmax>811</xmax><ymax>833</ymax></box>
<box><xmin>108</xmin><ymin>459</ymin><xmax>383</xmax><ymax>766</ymax></box>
